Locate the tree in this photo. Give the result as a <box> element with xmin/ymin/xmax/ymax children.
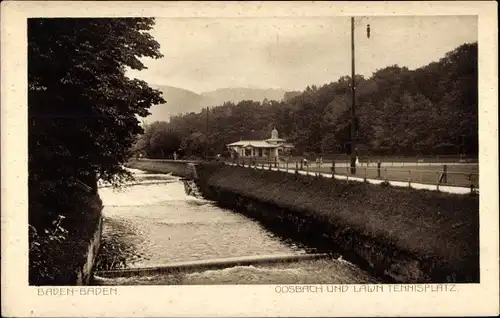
<box><xmin>28</xmin><ymin>18</ymin><xmax>165</xmax><ymax>191</ymax></box>
<box><xmin>28</xmin><ymin>18</ymin><xmax>165</xmax><ymax>277</ymax></box>
<box><xmin>127</xmin><ymin>42</ymin><xmax>477</xmax><ymax>159</ymax></box>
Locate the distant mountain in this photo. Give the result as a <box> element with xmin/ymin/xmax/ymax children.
<box><xmin>201</xmin><ymin>87</ymin><xmax>286</xmax><ymax>106</ymax></box>
<box><xmin>144</xmin><ymin>85</ymin><xmax>206</xmax><ymax>123</ymax></box>
<box><xmin>143</xmin><ymin>85</ymin><xmax>287</xmax><ymax>123</ymax></box>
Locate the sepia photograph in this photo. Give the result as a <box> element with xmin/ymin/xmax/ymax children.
<box><xmin>2</xmin><ymin>1</ymin><xmax>498</xmax><ymax>317</ymax></box>
<box><xmin>27</xmin><ymin>14</ymin><xmax>480</xmax><ymax>286</ymax></box>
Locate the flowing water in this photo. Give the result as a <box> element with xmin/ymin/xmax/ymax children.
<box><xmin>94</xmin><ymin>169</ymin><xmax>378</xmax><ymax>284</ymax></box>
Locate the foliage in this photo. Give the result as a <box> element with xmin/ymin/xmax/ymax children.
<box><xmin>29</xmin><ymin>18</ymin><xmax>165</xmax><ymax>187</ymax></box>
<box><xmin>29</xmin><ymin>215</ymin><xmax>68</xmax><ymax>283</ymax></box>
<box><xmin>28</xmin><ymin>18</ymin><xmax>164</xmax><ymax>283</ymax></box>
<box><xmin>136</xmin><ymin>42</ymin><xmax>477</xmax><ymax>159</ymax></box>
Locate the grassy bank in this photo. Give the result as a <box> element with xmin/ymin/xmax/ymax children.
<box><xmin>195</xmin><ymin>164</ymin><xmax>479</xmax><ymax>283</ymax></box>
<box><xmin>127</xmin><ymin>159</ymin><xmax>191</xmax><ymax>177</ymax></box>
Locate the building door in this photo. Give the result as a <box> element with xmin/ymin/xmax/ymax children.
<box><xmin>258</xmin><ymin>148</ymin><xmax>263</xmax><ymax>157</ymax></box>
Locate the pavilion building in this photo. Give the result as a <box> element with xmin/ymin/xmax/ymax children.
<box><xmin>227</xmin><ymin>128</ymin><xmax>294</xmax><ymax>160</ymax></box>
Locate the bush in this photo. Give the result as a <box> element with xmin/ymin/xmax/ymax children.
<box><xmin>29</xmin><ymin>187</ymin><xmax>102</xmax><ymax>285</ymax></box>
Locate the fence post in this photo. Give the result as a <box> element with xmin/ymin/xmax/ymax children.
<box><xmin>274</xmin><ymin>156</ymin><xmax>278</xmax><ymax>168</ymax></box>
<box><xmin>436</xmin><ymin>171</ymin><xmax>440</xmax><ymax>191</ymax></box>
<box><xmin>443</xmin><ymin>164</ymin><xmax>448</xmax><ymax>184</ymax></box>
<box><xmin>306</xmin><ymin>164</ymin><xmax>309</xmax><ymax>176</ymax></box>
<box><xmin>408</xmin><ymin>170</ymin><xmax>411</xmax><ymax>187</ymax></box>
<box><xmin>384</xmin><ymin>168</ymin><xmax>388</xmax><ymax>182</ymax></box>
<box><xmin>364</xmin><ymin>167</ymin><xmax>367</xmax><ymax>182</ymax></box>
<box><xmin>377</xmin><ymin>161</ymin><xmax>381</xmax><ymax>178</ymax></box>
<box><xmin>286</xmin><ymin>161</ymin><xmax>288</xmax><ymax>172</ymax></box>
<box><xmin>468</xmin><ymin>173</ymin><xmax>476</xmax><ymax>194</ymax></box>
<box><xmin>261</xmin><ymin>163</ymin><xmax>264</xmax><ymax>170</ymax></box>
<box><xmin>331</xmin><ymin>160</ymin><xmax>336</xmax><ymax>176</ymax></box>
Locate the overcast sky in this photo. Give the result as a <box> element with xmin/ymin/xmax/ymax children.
<box><xmin>127</xmin><ymin>15</ymin><xmax>477</xmax><ymax>93</ymax></box>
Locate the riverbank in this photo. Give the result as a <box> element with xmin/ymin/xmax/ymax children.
<box><xmin>127</xmin><ymin>159</ymin><xmax>196</xmax><ymax>178</ymax></box>
<box><xmin>29</xmin><ymin>188</ymin><xmax>103</xmax><ymax>285</ymax></box>
<box><xmin>127</xmin><ymin>161</ymin><xmax>479</xmax><ymax>283</ymax></box>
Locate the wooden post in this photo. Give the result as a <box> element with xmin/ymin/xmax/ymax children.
<box><xmin>443</xmin><ymin>164</ymin><xmax>448</xmax><ymax>184</ymax></box>
<box><xmin>408</xmin><ymin>170</ymin><xmax>411</xmax><ymax>187</ymax></box>
<box><xmin>331</xmin><ymin>160</ymin><xmax>335</xmax><ymax>176</ymax></box>
<box><xmin>349</xmin><ymin>16</ymin><xmax>357</xmax><ymax>175</ymax></box>
<box><xmin>364</xmin><ymin>167</ymin><xmax>367</xmax><ymax>182</ymax></box>
<box><xmin>468</xmin><ymin>173</ymin><xmax>474</xmax><ymax>193</ymax></box>
<box><xmin>377</xmin><ymin>161</ymin><xmax>381</xmax><ymax>178</ymax></box>
<box><xmin>436</xmin><ymin>171</ymin><xmax>440</xmax><ymax>191</ymax></box>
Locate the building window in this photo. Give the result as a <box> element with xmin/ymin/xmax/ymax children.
<box><xmin>245</xmin><ymin>148</ymin><xmax>252</xmax><ymax>156</ymax></box>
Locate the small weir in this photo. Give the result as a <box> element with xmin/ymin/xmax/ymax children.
<box><xmin>94</xmin><ymin>168</ymin><xmax>378</xmax><ymax>285</ymax></box>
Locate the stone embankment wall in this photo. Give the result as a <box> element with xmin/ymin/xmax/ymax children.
<box><xmin>194</xmin><ymin>163</ymin><xmax>479</xmax><ymax>283</ymax></box>
<box><xmin>127</xmin><ymin>160</ymin><xmax>479</xmax><ymax>283</ymax></box>
<box><xmin>76</xmin><ymin>214</ymin><xmax>103</xmax><ymax>285</ymax></box>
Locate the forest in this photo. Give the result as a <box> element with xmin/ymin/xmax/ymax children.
<box><xmin>135</xmin><ymin>42</ymin><xmax>478</xmax><ymax>159</ymax></box>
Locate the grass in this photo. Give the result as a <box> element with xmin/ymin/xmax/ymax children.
<box><xmin>231</xmin><ymin>159</ymin><xmax>479</xmax><ymax>188</ymax></box>
<box><xmin>197</xmin><ymin>164</ymin><xmax>479</xmax><ymax>281</ymax></box>
<box><xmin>126</xmin><ymin>160</ymin><xmax>479</xmax><ymax>282</ymax></box>
<box><xmin>127</xmin><ymin>159</ymin><xmax>189</xmax><ymax>177</ymax></box>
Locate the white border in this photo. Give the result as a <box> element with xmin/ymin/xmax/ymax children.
<box><xmin>1</xmin><ymin>1</ymin><xmax>498</xmax><ymax>317</ymax></box>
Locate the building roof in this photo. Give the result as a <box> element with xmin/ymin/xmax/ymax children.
<box><xmin>226</xmin><ymin>127</ymin><xmax>294</xmax><ymax>149</ymax></box>
<box><xmin>227</xmin><ymin>140</ymin><xmax>260</xmax><ymax>147</ymax></box>
<box><xmin>227</xmin><ymin>140</ymin><xmax>280</xmax><ymax>148</ymax></box>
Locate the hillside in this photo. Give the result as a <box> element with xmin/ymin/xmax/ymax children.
<box><xmin>143</xmin><ymin>86</ymin><xmax>287</xmax><ymax>123</ymax></box>
<box><xmin>201</xmin><ymin>88</ymin><xmax>286</xmax><ymax>106</ymax></box>
<box><xmin>144</xmin><ymin>85</ymin><xmax>206</xmax><ymax>123</ymax></box>
<box><xmin>137</xmin><ymin>42</ymin><xmax>478</xmax><ymax>158</ymax></box>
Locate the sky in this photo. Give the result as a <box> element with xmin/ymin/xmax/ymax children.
<box><xmin>127</xmin><ymin>15</ymin><xmax>477</xmax><ymax>93</ymax></box>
